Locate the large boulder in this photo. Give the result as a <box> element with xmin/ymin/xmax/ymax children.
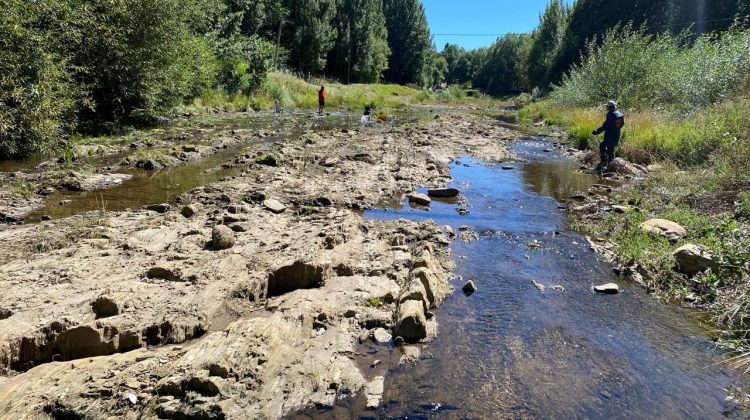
<box><xmin>673</xmin><ymin>244</ymin><xmax>716</xmax><ymax>275</ymax></box>
<box><xmin>211</xmin><ymin>225</ymin><xmax>235</xmax><ymax>250</ymax></box>
<box><xmin>640</xmin><ymin>219</ymin><xmax>687</xmax><ymax>241</ymax></box>
<box><xmin>394</xmin><ymin>300</ymin><xmax>427</xmax><ymax>343</ymax></box>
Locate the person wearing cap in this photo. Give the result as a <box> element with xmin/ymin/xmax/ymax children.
<box><xmin>592</xmin><ymin>100</ymin><xmax>625</xmax><ymax>170</ymax></box>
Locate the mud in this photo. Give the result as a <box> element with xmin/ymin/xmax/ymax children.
<box><xmin>0</xmin><ymin>112</ymin><xmax>513</xmax><ymax>418</ymax></box>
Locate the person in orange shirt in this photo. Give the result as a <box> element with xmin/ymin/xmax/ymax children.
<box><xmin>318</xmin><ymin>86</ymin><xmax>326</xmax><ymax>115</ymax></box>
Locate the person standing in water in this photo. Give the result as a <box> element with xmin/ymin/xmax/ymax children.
<box><xmin>592</xmin><ymin>100</ymin><xmax>625</xmax><ymax>171</ymax></box>
<box><xmin>318</xmin><ymin>86</ymin><xmax>326</xmax><ymax>115</ymax></box>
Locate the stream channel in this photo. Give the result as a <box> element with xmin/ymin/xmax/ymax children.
<box><xmin>294</xmin><ymin>138</ymin><xmax>742</xmax><ymax>418</ymax></box>
<box><xmin>1</xmin><ymin>112</ymin><xmax>743</xmax><ymax>418</ymax></box>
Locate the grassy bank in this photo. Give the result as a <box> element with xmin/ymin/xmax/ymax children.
<box><xmin>182</xmin><ymin>71</ymin><xmax>501</xmax><ymax>115</ymax></box>
<box><xmin>521</xmin><ymin>99</ymin><xmax>750</xmax><ymax>351</ymax></box>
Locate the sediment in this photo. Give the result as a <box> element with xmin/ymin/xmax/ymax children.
<box><xmin>0</xmin><ymin>112</ymin><xmax>516</xmax><ymax>418</ymax></box>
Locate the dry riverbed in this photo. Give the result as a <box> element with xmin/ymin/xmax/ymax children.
<box><xmin>0</xmin><ymin>112</ymin><xmax>515</xmax><ymax>418</ymax></box>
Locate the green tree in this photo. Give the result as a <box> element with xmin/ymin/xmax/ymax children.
<box><xmin>526</xmin><ymin>0</ymin><xmax>569</xmax><ymax>90</ymax></box>
<box><xmin>327</xmin><ymin>0</ymin><xmax>390</xmax><ymax>83</ymax></box>
<box><xmin>473</xmin><ymin>34</ymin><xmax>532</xmax><ymax>96</ymax></box>
<box><xmin>383</xmin><ymin>0</ymin><xmax>432</xmax><ymax>85</ymax></box>
<box><xmin>284</xmin><ymin>0</ymin><xmax>337</xmax><ymax>74</ymax></box>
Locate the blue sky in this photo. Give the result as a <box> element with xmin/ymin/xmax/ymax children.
<box><xmin>424</xmin><ymin>0</ymin><xmax>574</xmax><ymax>51</ymax></box>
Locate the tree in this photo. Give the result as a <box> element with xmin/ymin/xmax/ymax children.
<box><xmin>473</xmin><ymin>34</ymin><xmax>532</xmax><ymax>96</ymax></box>
<box><xmin>383</xmin><ymin>0</ymin><xmax>432</xmax><ymax>85</ymax></box>
<box><xmin>284</xmin><ymin>0</ymin><xmax>337</xmax><ymax>74</ymax></box>
<box><xmin>327</xmin><ymin>0</ymin><xmax>390</xmax><ymax>83</ymax></box>
<box><xmin>526</xmin><ymin>0</ymin><xmax>569</xmax><ymax>90</ymax></box>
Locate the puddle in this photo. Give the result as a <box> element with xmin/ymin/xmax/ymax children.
<box><xmin>291</xmin><ymin>141</ymin><xmax>740</xmax><ymax>418</ymax></box>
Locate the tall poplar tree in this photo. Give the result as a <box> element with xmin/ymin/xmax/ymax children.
<box><xmin>382</xmin><ymin>0</ymin><xmax>432</xmax><ymax>85</ymax></box>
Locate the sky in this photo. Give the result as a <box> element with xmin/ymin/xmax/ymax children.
<box><xmin>424</xmin><ymin>0</ymin><xmax>574</xmax><ymax>51</ymax></box>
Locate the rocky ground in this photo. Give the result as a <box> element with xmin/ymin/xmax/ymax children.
<box><xmin>0</xmin><ymin>112</ymin><xmax>515</xmax><ymax>418</ymax></box>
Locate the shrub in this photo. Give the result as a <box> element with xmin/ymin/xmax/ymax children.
<box><xmin>0</xmin><ymin>1</ymin><xmax>76</xmax><ymax>158</ymax></box>
<box><xmin>551</xmin><ymin>25</ymin><xmax>750</xmax><ymax>113</ymax></box>
<box><xmin>217</xmin><ymin>36</ymin><xmax>275</xmax><ymax>96</ymax></box>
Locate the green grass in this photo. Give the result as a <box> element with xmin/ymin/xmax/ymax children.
<box><xmin>180</xmin><ymin>71</ymin><xmax>506</xmax><ymax>115</ymax></box>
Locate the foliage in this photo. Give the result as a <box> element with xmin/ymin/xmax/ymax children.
<box><xmin>383</xmin><ymin>0</ymin><xmax>433</xmax><ymax>86</ymax></box>
<box><xmin>526</xmin><ymin>0</ymin><xmax>569</xmax><ymax>90</ymax></box>
<box><xmin>0</xmin><ymin>0</ymin><xmax>76</xmax><ymax>158</ymax></box>
<box><xmin>284</xmin><ymin>0</ymin><xmax>337</xmax><ymax>74</ymax></box>
<box><xmin>551</xmin><ymin>26</ymin><xmax>750</xmax><ymax>113</ymax></box>
<box><xmin>216</xmin><ymin>35</ymin><xmax>275</xmax><ymax>96</ymax></box>
<box><xmin>472</xmin><ymin>34</ymin><xmax>532</xmax><ymax>96</ymax></box>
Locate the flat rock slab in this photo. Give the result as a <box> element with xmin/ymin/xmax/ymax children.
<box><xmin>640</xmin><ymin>219</ymin><xmax>686</xmax><ymax>241</ymax></box>
<box><xmin>427</xmin><ymin>188</ymin><xmax>459</xmax><ymax>198</ymax></box>
<box><xmin>408</xmin><ymin>193</ymin><xmax>431</xmax><ymax>206</ymax></box>
<box><xmin>263</xmin><ymin>199</ymin><xmax>287</xmax><ymax>214</ymax></box>
<box><xmin>594</xmin><ymin>283</ymin><xmax>620</xmax><ymax>294</ymax></box>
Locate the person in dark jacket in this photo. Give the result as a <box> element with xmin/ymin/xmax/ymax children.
<box><xmin>592</xmin><ymin>100</ymin><xmax>625</xmax><ymax>170</ymax></box>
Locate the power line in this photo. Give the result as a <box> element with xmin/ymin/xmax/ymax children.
<box><xmin>432</xmin><ymin>15</ymin><xmax>749</xmax><ymax>37</ymax></box>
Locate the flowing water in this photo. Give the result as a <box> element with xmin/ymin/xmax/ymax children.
<box><xmin>293</xmin><ymin>139</ymin><xmax>741</xmax><ymax>419</ymax></box>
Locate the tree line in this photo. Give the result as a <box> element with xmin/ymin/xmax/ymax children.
<box><xmin>440</xmin><ymin>0</ymin><xmax>750</xmax><ymax>96</ymax></box>
<box><xmin>0</xmin><ymin>0</ymin><xmax>437</xmax><ymax>158</ymax></box>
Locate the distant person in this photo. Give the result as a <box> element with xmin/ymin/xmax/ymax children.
<box><xmin>363</xmin><ymin>104</ymin><xmax>372</xmax><ymax>116</ymax></box>
<box><xmin>360</xmin><ymin>104</ymin><xmax>373</xmax><ymax>125</ymax></box>
<box><xmin>592</xmin><ymin>100</ymin><xmax>625</xmax><ymax>171</ymax></box>
<box><xmin>318</xmin><ymin>86</ymin><xmax>326</xmax><ymax>115</ymax></box>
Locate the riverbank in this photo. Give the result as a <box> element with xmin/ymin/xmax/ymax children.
<box><xmin>0</xmin><ymin>111</ymin><xmax>516</xmax><ymax>418</ymax></box>
<box><xmin>521</xmin><ymin>100</ymin><xmax>750</xmax><ymax>355</ymax></box>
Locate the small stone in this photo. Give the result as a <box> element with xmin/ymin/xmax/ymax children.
<box><xmin>502</xmin><ymin>165</ymin><xmax>514</xmax><ymax>170</ymax></box>
<box><xmin>263</xmin><ymin>199</ymin><xmax>287</xmax><ymax>214</ymax></box>
<box><xmin>612</xmin><ymin>205</ymin><xmax>628</xmax><ymax>214</ymax></box>
<box><xmin>229</xmin><ymin>222</ymin><xmax>250</xmax><ymax>233</ymax></box>
<box><xmin>59</xmin><ymin>200</ymin><xmax>72</xmax><ymax>206</ymax></box>
<box><xmin>372</xmin><ymin>328</ymin><xmax>392</xmax><ymax>344</ymax></box>
<box><xmin>673</xmin><ymin>244</ymin><xmax>716</xmax><ymax>276</ymax></box>
<box><xmin>212</xmin><ymin>225</ymin><xmax>235</xmax><ymax>250</ymax></box>
<box><xmin>370</xmin><ymin>360</ymin><xmax>382</xmax><ymax>368</ymax></box>
<box><xmin>462</xmin><ymin>280</ymin><xmax>477</xmax><ymax>295</ymax></box>
<box><xmin>443</xmin><ymin>225</ymin><xmax>455</xmax><ymax>238</ymax></box>
<box><xmin>145</xmin><ymin>203</ymin><xmax>170</xmax><ymax>213</ymax></box>
<box><xmin>181</xmin><ymin>204</ymin><xmax>199</xmax><ymax>218</ymax></box>
<box><xmin>594</xmin><ymin>283</ymin><xmax>620</xmax><ymax>294</ymax></box>
<box><xmin>408</xmin><ymin>193</ymin><xmax>431</xmax><ymax>206</ymax></box>
<box><xmin>41</xmin><ymin>215</ymin><xmax>51</xmax><ymax>221</ymax></box>
<box><xmin>394</xmin><ymin>336</ymin><xmax>406</xmax><ymax>346</ymax></box>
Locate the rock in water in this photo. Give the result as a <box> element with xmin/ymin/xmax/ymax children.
<box><xmin>462</xmin><ymin>280</ymin><xmax>477</xmax><ymax>295</ymax></box>
<box><xmin>673</xmin><ymin>244</ymin><xmax>715</xmax><ymax>275</ymax></box>
<box><xmin>427</xmin><ymin>188</ymin><xmax>459</xmax><ymax>198</ymax></box>
<box><xmin>211</xmin><ymin>225</ymin><xmax>235</xmax><ymax>250</ymax></box>
<box><xmin>395</xmin><ymin>300</ymin><xmax>427</xmax><ymax>343</ymax></box>
<box><xmin>263</xmin><ymin>199</ymin><xmax>287</xmax><ymax>214</ymax></box>
<box><xmin>365</xmin><ymin>376</ymin><xmax>385</xmax><ymax>408</ymax></box>
<box><xmin>640</xmin><ymin>219</ymin><xmax>687</xmax><ymax>241</ymax></box>
<box><xmin>594</xmin><ymin>283</ymin><xmax>620</xmax><ymax>294</ymax></box>
<box><xmin>372</xmin><ymin>328</ymin><xmax>392</xmax><ymax>344</ymax></box>
<box><xmin>408</xmin><ymin>193</ymin><xmax>431</xmax><ymax>206</ymax></box>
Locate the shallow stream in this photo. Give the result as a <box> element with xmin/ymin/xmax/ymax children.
<box><xmin>294</xmin><ymin>139</ymin><xmax>741</xmax><ymax>418</ymax></box>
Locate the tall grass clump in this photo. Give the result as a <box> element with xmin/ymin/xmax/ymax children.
<box><xmin>551</xmin><ymin>25</ymin><xmax>750</xmax><ymax>113</ymax></box>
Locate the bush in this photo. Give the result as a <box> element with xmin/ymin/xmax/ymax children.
<box><xmin>217</xmin><ymin>36</ymin><xmax>275</xmax><ymax>96</ymax></box>
<box><xmin>0</xmin><ymin>1</ymin><xmax>76</xmax><ymax>158</ymax></box>
<box><xmin>551</xmin><ymin>25</ymin><xmax>750</xmax><ymax>113</ymax></box>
